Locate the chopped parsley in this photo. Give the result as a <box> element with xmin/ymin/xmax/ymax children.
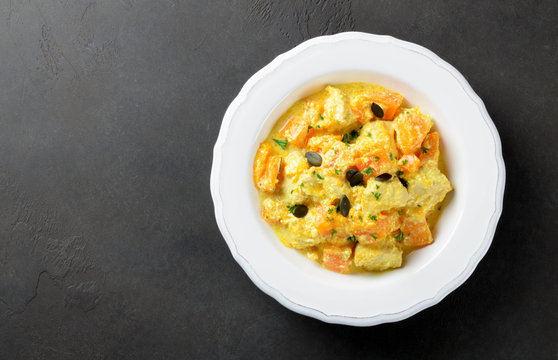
<box><xmin>402</xmin><ymin>159</ymin><xmax>408</xmax><ymax>165</ymax></box>
<box><xmin>319</xmin><ymin>114</ymin><xmax>324</xmax><ymax>121</ymax></box>
<box><xmin>273</xmin><ymin>138</ymin><xmax>288</xmax><ymax>150</ymax></box>
<box><xmin>316</xmin><ymin>173</ymin><xmax>324</xmax><ymax>180</ymax></box>
<box><xmin>368</xmin><ymin>215</ymin><xmax>377</xmax><ymax>221</ymax></box>
<box><xmin>396</xmin><ymin>170</ymin><xmax>404</xmax><ymax>177</ymax></box>
<box><xmin>328</xmin><ymin>208</ymin><xmax>334</xmax><ymax>214</ymax></box>
<box><xmin>326</xmin><ymin>217</ymin><xmax>334</xmax><ymax>222</ymax></box>
<box><xmin>417</xmin><ymin>204</ymin><xmax>422</xmax><ymax>207</ymax></box>
<box><xmin>290</xmin><ymin>189</ymin><xmax>294</xmax><ymax>194</ymax></box>
<box><xmin>371</xmin><ymin>234</ymin><xmax>377</xmax><ymax>240</ymax></box>
<box><xmin>371</xmin><ymin>192</ymin><xmax>382</xmax><ymax>200</ymax></box>
<box><xmin>300</xmin><ymin>182</ymin><xmax>304</xmax><ymax>187</ymax></box>
<box><xmin>395</xmin><ymin>232</ymin><xmax>404</xmax><ymax>241</ymax></box>
<box><xmin>342</xmin><ymin>130</ymin><xmax>359</xmax><ymax>144</ymax></box>
<box><xmin>316</xmin><ymin>124</ymin><xmax>321</xmax><ymax>129</ymax></box>
<box><xmin>330</xmin><ymin>230</ymin><xmax>337</xmax><ymax>238</ymax></box>
<box><xmin>358</xmin><ymin>216</ymin><xmax>363</xmax><ymax>222</ymax></box>
<box><xmin>334</xmin><ymin>168</ymin><xmax>341</xmax><ymax>175</ymax></box>
<box><xmin>307</xmin><ymin>125</ymin><xmax>313</xmax><ymax>133</ymax></box>
<box><xmin>286</xmin><ymin>205</ymin><xmax>296</xmax><ymax>214</ymax></box>
<box><xmin>375</xmin><ymin>184</ymin><xmax>380</xmax><ymax>189</ymax></box>
<box><xmin>362</xmin><ymin>167</ymin><xmax>373</xmax><ymax>175</ymax></box>
<box><xmin>367</xmin><ymin>132</ymin><xmax>371</xmax><ymax>137</ymax></box>
<box><xmin>375</xmin><ymin>156</ymin><xmax>380</xmax><ymax>162</ymax></box>
<box><xmin>389</xmin><ymin>153</ymin><xmax>394</xmax><ymax>161</ymax></box>
<box><xmin>347</xmin><ymin>235</ymin><xmax>357</xmax><ymax>242</ymax></box>
<box><xmin>421</xmin><ymin>146</ymin><xmax>429</xmax><ymax>154</ymax></box>
<box><xmin>397</xmin><ymin>210</ymin><xmax>402</xmax><ymax>216</ymax></box>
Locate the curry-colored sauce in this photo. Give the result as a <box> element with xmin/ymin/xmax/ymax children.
<box><xmin>254</xmin><ymin>83</ymin><xmax>452</xmax><ymax>274</ymax></box>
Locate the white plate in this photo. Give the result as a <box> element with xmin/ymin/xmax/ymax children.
<box><xmin>210</xmin><ymin>32</ymin><xmax>505</xmax><ymax>326</ymax></box>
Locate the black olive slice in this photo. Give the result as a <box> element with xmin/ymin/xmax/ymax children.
<box><xmin>305</xmin><ymin>151</ymin><xmax>322</xmax><ymax>167</ymax></box>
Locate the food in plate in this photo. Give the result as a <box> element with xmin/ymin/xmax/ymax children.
<box><xmin>253</xmin><ymin>82</ymin><xmax>452</xmax><ymax>274</ymax></box>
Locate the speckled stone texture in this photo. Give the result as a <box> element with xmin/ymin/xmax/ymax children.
<box><xmin>0</xmin><ymin>0</ymin><xmax>556</xmax><ymax>359</ymax></box>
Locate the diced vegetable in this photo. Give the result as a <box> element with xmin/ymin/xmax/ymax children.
<box><xmin>398</xmin><ymin>154</ymin><xmax>421</xmax><ymax>173</ymax></box>
<box><xmin>417</xmin><ymin>131</ymin><xmax>439</xmax><ymax>167</ymax></box>
<box><xmin>350</xmin><ymin>210</ymin><xmax>393</xmax><ymax>244</ymax></box>
<box><xmin>400</xmin><ymin>213</ymin><xmax>433</xmax><ymax>247</ymax></box>
<box><xmin>355</xmin><ymin>150</ymin><xmax>394</xmax><ymax>179</ymax></box>
<box><xmin>253</xmin><ymin>142</ymin><xmax>282</xmax><ymax>193</ymax></box>
<box><xmin>393</xmin><ymin>108</ymin><xmax>433</xmax><ymax>154</ymax></box>
<box><xmin>354</xmin><ymin>238</ymin><xmax>402</xmax><ymax>271</ymax></box>
<box><xmin>322</xmin><ymin>245</ymin><xmax>353</xmax><ymax>274</ymax></box>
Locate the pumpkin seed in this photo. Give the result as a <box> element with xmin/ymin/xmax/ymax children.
<box><xmin>339</xmin><ymin>195</ymin><xmax>350</xmax><ymax>217</ymax></box>
<box><xmin>349</xmin><ymin>171</ymin><xmax>364</xmax><ymax>187</ymax></box>
<box><xmin>305</xmin><ymin>151</ymin><xmax>322</xmax><ymax>166</ymax></box>
<box><xmin>375</xmin><ymin>173</ymin><xmax>392</xmax><ymax>182</ymax></box>
<box><xmin>398</xmin><ymin>177</ymin><xmax>408</xmax><ymax>188</ymax></box>
<box><xmin>371</xmin><ymin>102</ymin><xmax>384</xmax><ymax>118</ymax></box>
<box><xmin>345</xmin><ymin>169</ymin><xmax>358</xmax><ymax>181</ymax></box>
<box><xmin>293</xmin><ymin>204</ymin><xmax>308</xmax><ymax>218</ymax></box>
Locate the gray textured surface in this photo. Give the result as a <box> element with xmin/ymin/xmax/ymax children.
<box><xmin>0</xmin><ymin>0</ymin><xmax>556</xmax><ymax>358</ymax></box>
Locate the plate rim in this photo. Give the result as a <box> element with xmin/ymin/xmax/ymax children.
<box><xmin>210</xmin><ymin>32</ymin><xmax>506</xmax><ymax>326</ymax></box>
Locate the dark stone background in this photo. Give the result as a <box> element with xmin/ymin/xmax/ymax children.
<box><xmin>0</xmin><ymin>0</ymin><xmax>556</xmax><ymax>358</ymax></box>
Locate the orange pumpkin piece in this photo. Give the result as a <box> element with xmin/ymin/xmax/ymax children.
<box><xmin>350</xmin><ymin>211</ymin><xmax>398</xmax><ymax>244</ymax></box>
<box><xmin>397</xmin><ymin>154</ymin><xmax>421</xmax><ymax>173</ymax></box>
<box><xmin>253</xmin><ymin>142</ymin><xmax>282</xmax><ymax>193</ymax></box>
<box><xmin>417</xmin><ymin>131</ymin><xmax>439</xmax><ymax>167</ymax></box>
<box><xmin>351</xmin><ymin>89</ymin><xmax>404</xmax><ymax>121</ymax></box>
<box><xmin>355</xmin><ymin>150</ymin><xmax>394</xmax><ymax>179</ymax></box>
<box><xmin>393</xmin><ymin>108</ymin><xmax>433</xmax><ymax>154</ymax></box>
<box><xmin>279</xmin><ymin>116</ymin><xmax>310</xmax><ymax>147</ymax></box>
<box><xmin>313</xmin><ymin>205</ymin><xmax>348</xmax><ymax>238</ymax></box>
<box><xmin>279</xmin><ymin>101</ymin><xmax>322</xmax><ymax>147</ymax></box>
<box><xmin>370</xmin><ymin>90</ymin><xmax>404</xmax><ymax>120</ymax></box>
<box><xmin>400</xmin><ymin>213</ymin><xmax>433</xmax><ymax>247</ymax></box>
<box><xmin>322</xmin><ymin>245</ymin><xmax>353</xmax><ymax>274</ymax></box>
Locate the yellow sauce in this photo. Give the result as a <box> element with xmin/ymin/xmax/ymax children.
<box><xmin>253</xmin><ymin>83</ymin><xmax>452</xmax><ymax>274</ymax></box>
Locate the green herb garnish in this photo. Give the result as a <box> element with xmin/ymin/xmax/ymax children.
<box><xmin>363</xmin><ymin>167</ymin><xmax>373</xmax><ymax>175</ymax></box>
<box><xmin>371</xmin><ymin>234</ymin><xmax>377</xmax><ymax>240</ymax></box>
<box><xmin>316</xmin><ymin>173</ymin><xmax>324</xmax><ymax>180</ymax></box>
<box><xmin>286</xmin><ymin>205</ymin><xmax>296</xmax><ymax>214</ymax></box>
<box><xmin>395</xmin><ymin>232</ymin><xmax>404</xmax><ymax>241</ymax></box>
<box><xmin>347</xmin><ymin>235</ymin><xmax>357</xmax><ymax>242</ymax></box>
<box><xmin>273</xmin><ymin>138</ymin><xmax>288</xmax><ymax>150</ymax></box>
<box><xmin>396</xmin><ymin>170</ymin><xmax>404</xmax><ymax>177</ymax></box>
<box><xmin>421</xmin><ymin>146</ymin><xmax>429</xmax><ymax>154</ymax></box>
<box><xmin>368</xmin><ymin>215</ymin><xmax>377</xmax><ymax>221</ymax></box>
<box><xmin>330</xmin><ymin>230</ymin><xmax>337</xmax><ymax>238</ymax></box>
<box><xmin>375</xmin><ymin>156</ymin><xmax>380</xmax><ymax>162</ymax></box>
<box><xmin>334</xmin><ymin>168</ymin><xmax>341</xmax><ymax>175</ymax></box>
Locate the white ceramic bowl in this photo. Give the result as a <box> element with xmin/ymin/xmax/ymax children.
<box><xmin>211</xmin><ymin>32</ymin><xmax>505</xmax><ymax>326</ymax></box>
